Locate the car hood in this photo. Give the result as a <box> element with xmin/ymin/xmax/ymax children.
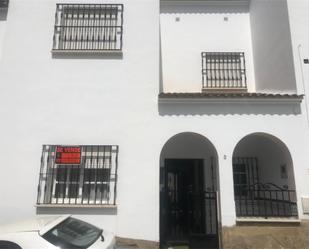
<box><xmin>0</xmin><ymin>215</ymin><xmax>70</xmax><ymax>235</ymax></box>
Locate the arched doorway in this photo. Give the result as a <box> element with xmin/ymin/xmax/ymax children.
<box><xmin>232</xmin><ymin>133</ymin><xmax>298</xmax><ymax>218</ymax></box>
<box><xmin>160</xmin><ymin>132</ymin><xmax>219</xmax><ymax>249</ymax></box>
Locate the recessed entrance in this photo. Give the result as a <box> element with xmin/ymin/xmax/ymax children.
<box><xmin>232</xmin><ymin>133</ymin><xmax>298</xmax><ymax>219</ymax></box>
<box><xmin>160</xmin><ymin>133</ymin><xmax>219</xmax><ymax>249</ymax></box>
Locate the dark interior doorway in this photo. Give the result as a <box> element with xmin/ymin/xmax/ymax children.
<box><xmin>160</xmin><ymin>159</ymin><xmax>218</xmax><ymax>249</ymax></box>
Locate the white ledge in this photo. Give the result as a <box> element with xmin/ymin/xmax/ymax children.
<box><xmin>51</xmin><ymin>49</ymin><xmax>123</xmax><ymax>55</ymax></box>
<box><xmin>236</xmin><ymin>217</ymin><xmax>301</xmax><ymax>223</ymax></box>
<box><xmin>35</xmin><ymin>204</ymin><xmax>117</xmax><ymax>208</ymax></box>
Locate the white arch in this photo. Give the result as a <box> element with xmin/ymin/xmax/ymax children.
<box><xmin>160</xmin><ymin>132</ymin><xmax>220</xmax><ymax>192</ymax></box>
<box><xmin>233</xmin><ymin>132</ymin><xmax>296</xmax><ymax>194</ymax></box>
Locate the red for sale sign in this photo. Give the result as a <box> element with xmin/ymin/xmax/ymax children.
<box><xmin>55</xmin><ymin>146</ymin><xmax>81</xmax><ymax>164</ymax></box>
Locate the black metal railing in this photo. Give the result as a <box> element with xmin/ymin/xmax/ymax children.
<box><xmin>52</xmin><ymin>4</ymin><xmax>123</xmax><ymax>51</ymax></box>
<box><xmin>235</xmin><ymin>183</ymin><xmax>298</xmax><ymax>217</ymax></box>
<box><xmin>37</xmin><ymin>145</ymin><xmax>119</xmax><ymax>206</ymax></box>
<box><xmin>0</xmin><ymin>0</ymin><xmax>9</xmax><ymax>8</ymax></box>
<box><xmin>187</xmin><ymin>191</ymin><xmax>218</xmax><ymax>236</ymax></box>
<box><xmin>161</xmin><ymin>190</ymin><xmax>218</xmax><ymax>239</ymax></box>
<box><xmin>202</xmin><ymin>52</ymin><xmax>247</xmax><ymax>90</ymax></box>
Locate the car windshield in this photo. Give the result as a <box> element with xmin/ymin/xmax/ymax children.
<box><xmin>42</xmin><ymin>217</ymin><xmax>102</xmax><ymax>249</ymax></box>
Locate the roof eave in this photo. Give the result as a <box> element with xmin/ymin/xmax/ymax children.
<box><xmin>158</xmin><ymin>93</ymin><xmax>304</xmax><ymax>104</ymax></box>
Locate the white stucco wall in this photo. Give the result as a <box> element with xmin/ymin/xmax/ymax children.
<box><xmin>286</xmin><ymin>0</ymin><xmax>309</xmax><ymax>220</ymax></box>
<box><xmin>287</xmin><ymin>0</ymin><xmax>309</xmax><ymax>96</ymax></box>
<box><xmin>0</xmin><ymin>0</ymin><xmax>309</xmax><ymax>244</ymax></box>
<box><xmin>157</xmin><ymin>101</ymin><xmax>309</xmax><ymax>225</ymax></box>
<box><xmin>160</xmin><ymin>1</ymin><xmax>256</xmax><ymax>92</ymax></box>
<box><xmin>286</xmin><ymin>0</ymin><xmax>309</xmax><ymax>126</ymax></box>
<box><xmin>156</xmin><ymin>103</ymin><xmax>309</xmax><ymax>226</ymax></box>
<box><xmin>250</xmin><ymin>0</ymin><xmax>297</xmax><ymax>93</ymax></box>
<box><xmin>0</xmin><ymin>0</ymin><xmax>160</xmax><ymax>241</ymax></box>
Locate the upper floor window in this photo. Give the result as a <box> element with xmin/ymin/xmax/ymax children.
<box><xmin>52</xmin><ymin>4</ymin><xmax>123</xmax><ymax>53</ymax></box>
<box><xmin>0</xmin><ymin>0</ymin><xmax>9</xmax><ymax>8</ymax></box>
<box><xmin>202</xmin><ymin>52</ymin><xmax>247</xmax><ymax>91</ymax></box>
<box><xmin>37</xmin><ymin>145</ymin><xmax>119</xmax><ymax>206</ymax></box>
<box><xmin>0</xmin><ymin>0</ymin><xmax>9</xmax><ymax>19</ymax></box>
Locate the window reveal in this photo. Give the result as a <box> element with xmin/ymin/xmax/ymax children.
<box><xmin>37</xmin><ymin>145</ymin><xmax>118</xmax><ymax>205</ymax></box>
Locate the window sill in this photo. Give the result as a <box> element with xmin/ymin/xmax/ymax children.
<box><xmin>35</xmin><ymin>204</ymin><xmax>117</xmax><ymax>208</ymax></box>
<box><xmin>236</xmin><ymin>217</ymin><xmax>300</xmax><ymax>224</ymax></box>
<box><xmin>202</xmin><ymin>87</ymin><xmax>248</xmax><ymax>93</ymax></box>
<box><xmin>51</xmin><ymin>49</ymin><xmax>123</xmax><ymax>59</ymax></box>
<box><xmin>51</xmin><ymin>49</ymin><xmax>122</xmax><ymax>55</ymax></box>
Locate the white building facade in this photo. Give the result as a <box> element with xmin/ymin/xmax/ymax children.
<box><xmin>1</xmin><ymin>0</ymin><xmax>309</xmax><ymax>248</ymax></box>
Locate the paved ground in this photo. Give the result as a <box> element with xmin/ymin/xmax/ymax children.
<box><xmin>222</xmin><ymin>221</ymin><xmax>309</xmax><ymax>249</ymax></box>
<box><xmin>116</xmin><ymin>237</ymin><xmax>159</xmax><ymax>249</ymax></box>
<box><xmin>117</xmin><ymin>222</ymin><xmax>309</xmax><ymax>249</ymax></box>
<box><xmin>116</xmin><ymin>246</ymin><xmax>138</xmax><ymax>249</ymax></box>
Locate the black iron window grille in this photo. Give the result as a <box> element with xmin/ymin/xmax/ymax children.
<box><xmin>235</xmin><ymin>183</ymin><xmax>298</xmax><ymax>218</ymax></box>
<box><xmin>0</xmin><ymin>0</ymin><xmax>9</xmax><ymax>8</ymax></box>
<box><xmin>52</xmin><ymin>4</ymin><xmax>123</xmax><ymax>52</ymax></box>
<box><xmin>233</xmin><ymin>157</ymin><xmax>259</xmax><ymax>197</ymax></box>
<box><xmin>202</xmin><ymin>52</ymin><xmax>247</xmax><ymax>90</ymax></box>
<box><xmin>37</xmin><ymin>145</ymin><xmax>119</xmax><ymax>206</ymax></box>
<box><xmin>233</xmin><ymin>157</ymin><xmax>298</xmax><ymax>218</ymax></box>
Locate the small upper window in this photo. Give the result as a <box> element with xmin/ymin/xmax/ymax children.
<box><xmin>202</xmin><ymin>52</ymin><xmax>247</xmax><ymax>91</ymax></box>
<box><xmin>52</xmin><ymin>4</ymin><xmax>123</xmax><ymax>53</ymax></box>
<box><xmin>0</xmin><ymin>0</ymin><xmax>9</xmax><ymax>20</ymax></box>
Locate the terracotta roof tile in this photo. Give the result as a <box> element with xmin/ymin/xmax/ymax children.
<box><xmin>159</xmin><ymin>92</ymin><xmax>303</xmax><ymax>99</ymax></box>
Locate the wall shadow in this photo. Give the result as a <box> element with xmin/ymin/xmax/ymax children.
<box><xmin>158</xmin><ymin>102</ymin><xmax>302</xmax><ymax>116</ymax></box>
<box><xmin>160</xmin><ymin>2</ymin><xmax>249</xmax><ymax>14</ymax></box>
<box><xmin>36</xmin><ymin>207</ymin><xmax>117</xmax><ymax>216</ymax></box>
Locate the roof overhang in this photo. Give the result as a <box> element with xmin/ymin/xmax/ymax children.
<box><xmin>158</xmin><ymin>92</ymin><xmax>304</xmax><ymax>105</ymax></box>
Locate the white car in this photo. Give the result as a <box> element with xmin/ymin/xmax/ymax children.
<box><xmin>0</xmin><ymin>215</ymin><xmax>116</xmax><ymax>249</ymax></box>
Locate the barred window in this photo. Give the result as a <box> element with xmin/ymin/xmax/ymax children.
<box><xmin>37</xmin><ymin>145</ymin><xmax>119</xmax><ymax>206</ymax></box>
<box><xmin>0</xmin><ymin>0</ymin><xmax>9</xmax><ymax>8</ymax></box>
<box><xmin>202</xmin><ymin>52</ymin><xmax>247</xmax><ymax>90</ymax></box>
<box><xmin>52</xmin><ymin>4</ymin><xmax>123</xmax><ymax>52</ymax></box>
